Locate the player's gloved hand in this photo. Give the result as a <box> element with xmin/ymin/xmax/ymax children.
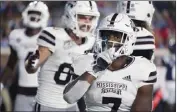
<box><xmin>97</xmin><ymin>50</ymin><xmax>114</xmax><ymax>64</ymax></box>
<box><xmin>87</xmin><ymin>52</ymin><xmax>112</xmax><ymax>78</ymax></box>
<box><xmin>92</xmin><ymin>57</ymin><xmax>109</xmax><ymax>73</ymax></box>
<box><xmin>25</xmin><ymin>50</ymin><xmax>40</xmax><ymax>73</ymax></box>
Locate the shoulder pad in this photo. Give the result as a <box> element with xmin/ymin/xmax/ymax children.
<box><xmin>9</xmin><ymin>28</ymin><xmax>25</xmax><ymax>39</ymax></box>
<box><xmin>133</xmin><ymin>57</ymin><xmax>157</xmax><ymax>81</ymax></box>
<box><xmin>136</xmin><ymin>27</ymin><xmax>153</xmax><ymax>37</ymax></box>
<box><xmin>42</xmin><ymin>27</ymin><xmax>61</xmax><ymax>38</ymax></box>
<box><xmin>134</xmin><ymin>27</ymin><xmax>155</xmax><ymax>50</ymax></box>
<box><xmin>42</xmin><ymin>27</ymin><xmax>71</xmax><ymax>41</ymax></box>
<box><xmin>8</xmin><ymin>29</ymin><xmax>26</xmax><ymax>48</ymax></box>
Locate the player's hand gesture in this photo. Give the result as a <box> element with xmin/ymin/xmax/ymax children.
<box><xmin>25</xmin><ymin>50</ymin><xmax>40</xmax><ymax>73</ymax></box>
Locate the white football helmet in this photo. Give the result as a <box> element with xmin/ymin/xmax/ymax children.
<box><xmin>22</xmin><ymin>1</ymin><xmax>50</xmax><ymax>28</ymax></box>
<box><xmin>62</xmin><ymin>1</ymin><xmax>100</xmax><ymax>37</ymax></box>
<box><xmin>94</xmin><ymin>13</ymin><xmax>137</xmax><ymax>61</ymax></box>
<box><xmin>117</xmin><ymin>1</ymin><xmax>155</xmax><ymax>25</ymax></box>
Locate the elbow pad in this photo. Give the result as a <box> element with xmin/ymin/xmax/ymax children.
<box><xmin>63</xmin><ymin>80</ymin><xmax>90</xmax><ymax>104</ymax></box>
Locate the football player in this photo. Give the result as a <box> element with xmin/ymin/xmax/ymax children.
<box><xmin>117</xmin><ymin>1</ymin><xmax>155</xmax><ymax>61</ymax></box>
<box><xmin>63</xmin><ymin>13</ymin><xmax>157</xmax><ymax>112</ymax></box>
<box><xmin>25</xmin><ymin>1</ymin><xmax>100</xmax><ymax>111</ymax></box>
<box><xmin>0</xmin><ymin>1</ymin><xmax>49</xmax><ymax>111</ymax></box>
<box><xmin>161</xmin><ymin>38</ymin><xmax>176</xmax><ymax>112</ymax></box>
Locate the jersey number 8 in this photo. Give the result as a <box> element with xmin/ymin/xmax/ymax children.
<box><xmin>54</xmin><ymin>63</ymin><xmax>76</xmax><ymax>85</ymax></box>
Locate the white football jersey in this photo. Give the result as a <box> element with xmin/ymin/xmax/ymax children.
<box><xmin>8</xmin><ymin>29</ymin><xmax>40</xmax><ymax>87</ymax></box>
<box><xmin>133</xmin><ymin>27</ymin><xmax>155</xmax><ymax>50</ymax></box>
<box><xmin>85</xmin><ymin>56</ymin><xmax>157</xmax><ymax>111</ymax></box>
<box><xmin>36</xmin><ymin>27</ymin><xmax>95</xmax><ymax>108</ymax></box>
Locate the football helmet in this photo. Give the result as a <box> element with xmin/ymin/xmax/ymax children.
<box><xmin>62</xmin><ymin>1</ymin><xmax>100</xmax><ymax>37</ymax></box>
<box><xmin>94</xmin><ymin>13</ymin><xmax>137</xmax><ymax>61</ymax></box>
<box><xmin>22</xmin><ymin>1</ymin><xmax>50</xmax><ymax>28</ymax></box>
<box><xmin>117</xmin><ymin>1</ymin><xmax>155</xmax><ymax>25</ymax></box>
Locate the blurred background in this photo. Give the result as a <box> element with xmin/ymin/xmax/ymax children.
<box><xmin>0</xmin><ymin>1</ymin><xmax>176</xmax><ymax>112</ymax></box>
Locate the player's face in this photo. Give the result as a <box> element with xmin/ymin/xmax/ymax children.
<box><xmin>107</xmin><ymin>34</ymin><xmax>122</xmax><ymax>48</ymax></box>
<box><xmin>77</xmin><ymin>14</ymin><xmax>95</xmax><ymax>32</ymax></box>
<box><xmin>100</xmin><ymin>30</ymin><xmax>126</xmax><ymax>51</ymax></box>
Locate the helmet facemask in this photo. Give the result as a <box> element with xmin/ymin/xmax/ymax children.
<box><xmin>96</xmin><ymin>29</ymin><xmax>135</xmax><ymax>60</ymax></box>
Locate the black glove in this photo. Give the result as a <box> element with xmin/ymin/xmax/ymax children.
<box><xmin>92</xmin><ymin>57</ymin><xmax>110</xmax><ymax>73</ymax></box>
<box><xmin>25</xmin><ymin>50</ymin><xmax>40</xmax><ymax>73</ymax></box>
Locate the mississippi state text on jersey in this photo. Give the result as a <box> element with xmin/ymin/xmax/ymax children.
<box><xmin>85</xmin><ymin>56</ymin><xmax>157</xmax><ymax>111</ymax></box>
<box><xmin>36</xmin><ymin>27</ymin><xmax>95</xmax><ymax>108</ymax></box>
<box><xmin>9</xmin><ymin>29</ymin><xmax>40</xmax><ymax>87</ymax></box>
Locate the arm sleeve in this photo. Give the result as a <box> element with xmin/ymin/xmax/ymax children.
<box><xmin>63</xmin><ymin>80</ymin><xmax>90</xmax><ymax>104</ymax></box>
<box><xmin>137</xmin><ymin>71</ymin><xmax>157</xmax><ymax>88</ymax></box>
<box><xmin>136</xmin><ymin>62</ymin><xmax>157</xmax><ymax>88</ymax></box>
<box><xmin>37</xmin><ymin>29</ymin><xmax>56</xmax><ymax>53</ymax></box>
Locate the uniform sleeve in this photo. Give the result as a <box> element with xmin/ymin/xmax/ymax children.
<box><xmin>8</xmin><ymin>30</ymin><xmax>19</xmax><ymax>51</ymax></box>
<box><xmin>133</xmin><ymin>28</ymin><xmax>155</xmax><ymax>50</ymax></box>
<box><xmin>136</xmin><ymin>62</ymin><xmax>157</xmax><ymax>88</ymax></box>
<box><xmin>37</xmin><ymin>28</ymin><xmax>56</xmax><ymax>53</ymax></box>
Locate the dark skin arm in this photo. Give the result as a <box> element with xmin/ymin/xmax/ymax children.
<box><xmin>0</xmin><ymin>46</ymin><xmax>18</xmax><ymax>85</ymax></box>
<box><xmin>131</xmin><ymin>84</ymin><xmax>153</xmax><ymax>112</ymax></box>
